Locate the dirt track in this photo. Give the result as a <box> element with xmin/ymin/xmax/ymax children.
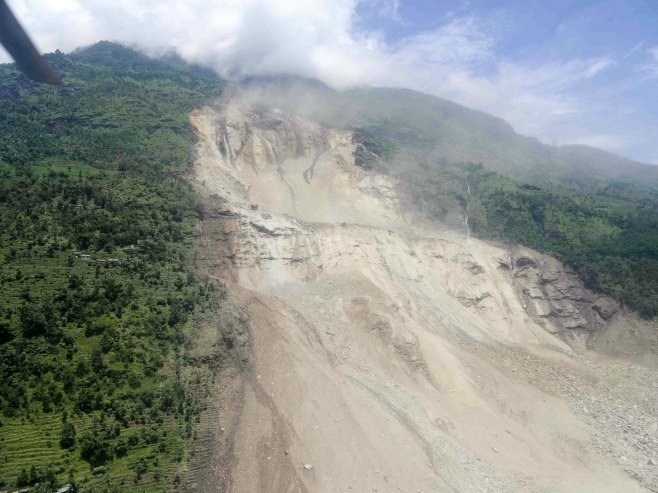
<box><xmin>190</xmin><ymin>103</ymin><xmax>658</xmax><ymax>493</ymax></box>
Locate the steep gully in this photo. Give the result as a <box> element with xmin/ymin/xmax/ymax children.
<box><xmin>189</xmin><ymin>102</ymin><xmax>657</xmax><ymax>492</ymax></box>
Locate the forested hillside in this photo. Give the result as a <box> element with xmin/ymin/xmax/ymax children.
<box><xmin>0</xmin><ymin>42</ymin><xmax>226</xmax><ymax>491</ymax></box>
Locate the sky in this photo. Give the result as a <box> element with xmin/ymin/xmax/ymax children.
<box><xmin>2</xmin><ymin>0</ymin><xmax>658</xmax><ymax>164</ymax></box>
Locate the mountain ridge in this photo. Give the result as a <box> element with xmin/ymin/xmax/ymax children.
<box><xmin>238</xmin><ymin>74</ymin><xmax>658</xmax><ymax>189</ymax></box>
<box><xmin>9</xmin><ymin>41</ymin><xmax>654</xmax><ymax>187</ymax></box>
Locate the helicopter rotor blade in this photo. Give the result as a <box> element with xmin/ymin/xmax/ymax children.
<box><xmin>0</xmin><ymin>0</ymin><xmax>59</xmax><ymax>85</ymax></box>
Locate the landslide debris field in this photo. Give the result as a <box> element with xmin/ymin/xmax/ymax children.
<box><xmin>190</xmin><ymin>102</ymin><xmax>658</xmax><ymax>493</ymax></box>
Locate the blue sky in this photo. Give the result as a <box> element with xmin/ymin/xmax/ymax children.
<box><xmin>355</xmin><ymin>0</ymin><xmax>658</xmax><ymax>163</ymax></box>
<box><xmin>3</xmin><ymin>0</ymin><xmax>658</xmax><ymax>163</ymax></box>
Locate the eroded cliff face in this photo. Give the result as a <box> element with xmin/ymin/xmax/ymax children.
<box><xmin>190</xmin><ymin>103</ymin><xmax>658</xmax><ymax>493</ymax></box>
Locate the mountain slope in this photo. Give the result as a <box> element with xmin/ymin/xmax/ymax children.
<box><xmin>238</xmin><ymin>77</ymin><xmax>658</xmax><ymax>318</ymax></box>
<box><xmin>0</xmin><ymin>42</ymin><xmax>656</xmax><ymax>492</ymax></box>
<box><xmin>191</xmin><ymin>101</ymin><xmax>658</xmax><ymax>492</ymax></box>
<box><xmin>0</xmin><ymin>42</ymin><xmax>230</xmax><ymax>491</ymax></box>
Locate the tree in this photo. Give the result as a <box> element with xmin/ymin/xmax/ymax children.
<box><xmin>19</xmin><ymin>302</ymin><xmax>50</xmax><ymax>337</ymax></box>
<box><xmin>79</xmin><ymin>432</ymin><xmax>112</xmax><ymax>467</ymax></box>
<box><xmin>15</xmin><ymin>468</ymin><xmax>29</xmax><ymax>487</ymax></box>
<box><xmin>0</xmin><ymin>321</ymin><xmax>13</xmax><ymax>345</ymax></box>
<box><xmin>60</xmin><ymin>421</ymin><xmax>77</xmax><ymax>449</ymax></box>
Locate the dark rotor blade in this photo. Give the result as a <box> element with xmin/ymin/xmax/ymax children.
<box><xmin>0</xmin><ymin>0</ymin><xmax>59</xmax><ymax>85</ymax></box>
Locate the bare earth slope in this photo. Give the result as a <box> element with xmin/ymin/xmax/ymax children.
<box><xmin>190</xmin><ymin>103</ymin><xmax>658</xmax><ymax>493</ymax></box>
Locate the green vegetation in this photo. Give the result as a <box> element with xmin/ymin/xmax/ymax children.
<box><xmin>0</xmin><ymin>42</ymin><xmax>225</xmax><ymax>490</ymax></box>
<box><xmin>352</xmin><ymin>128</ymin><xmax>395</xmax><ymax>170</ymax></box>
<box><xmin>403</xmin><ymin>161</ymin><xmax>658</xmax><ymax>318</ymax></box>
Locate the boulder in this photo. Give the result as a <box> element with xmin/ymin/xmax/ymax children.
<box><xmin>496</xmin><ymin>256</ymin><xmax>511</xmax><ymax>270</ymax></box>
<box><xmin>532</xmin><ymin>300</ymin><xmax>554</xmax><ymax>318</ymax></box>
<box><xmin>453</xmin><ymin>253</ymin><xmax>484</xmax><ymax>274</ymax></box>
<box><xmin>561</xmin><ymin>315</ymin><xmax>588</xmax><ymax>329</ymax></box>
<box><xmin>544</xmin><ymin>283</ymin><xmax>569</xmax><ymax>301</ymax></box>
<box><xmin>540</xmin><ymin>268</ymin><xmax>559</xmax><ymax>284</ymax></box>
<box><xmin>592</xmin><ymin>297</ymin><xmax>619</xmax><ymax>320</ymax></box>
<box><xmin>523</xmin><ymin>284</ymin><xmax>544</xmax><ymax>300</ymax></box>
<box><xmin>515</xmin><ymin>254</ymin><xmax>537</xmax><ymax>268</ymax></box>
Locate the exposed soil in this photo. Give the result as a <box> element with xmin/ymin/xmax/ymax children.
<box><xmin>189</xmin><ymin>103</ymin><xmax>658</xmax><ymax>493</ymax></box>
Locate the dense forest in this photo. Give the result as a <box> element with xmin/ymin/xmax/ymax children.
<box><xmin>0</xmin><ymin>42</ymin><xmax>226</xmax><ymax>491</ymax></box>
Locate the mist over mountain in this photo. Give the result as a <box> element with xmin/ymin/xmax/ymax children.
<box><xmin>5</xmin><ymin>0</ymin><xmax>658</xmax><ymax>164</ymax></box>
<box><xmin>237</xmin><ymin>75</ymin><xmax>658</xmax><ymax>188</ymax></box>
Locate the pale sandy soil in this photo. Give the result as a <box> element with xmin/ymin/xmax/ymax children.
<box><xmin>190</xmin><ymin>103</ymin><xmax>658</xmax><ymax>493</ymax></box>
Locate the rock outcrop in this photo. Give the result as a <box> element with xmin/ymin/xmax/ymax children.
<box><xmin>503</xmin><ymin>247</ymin><xmax>621</xmax><ymax>348</ymax></box>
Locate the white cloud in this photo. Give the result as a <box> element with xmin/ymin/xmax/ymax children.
<box><xmin>0</xmin><ymin>0</ymin><xmax>649</xmax><ymax>161</ymax></box>
<box><xmin>569</xmin><ymin>134</ymin><xmax>631</xmax><ymax>151</ymax></box>
<box><xmin>585</xmin><ymin>58</ymin><xmax>614</xmax><ymax>77</ymax></box>
<box><xmin>376</xmin><ymin>22</ymin><xmax>614</xmax><ymax>139</ymax></box>
<box><xmin>391</xmin><ymin>16</ymin><xmax>494</xmax><ymax>68</ymax></box>
<box><xmin>645</xmin><ymin>46</ymin><xmax>658</xmax><ymax>77</ymax></box>
<box><xmin>361</xmin><ymin>0</ymin><xmax>401</xmax><ymax>20</ymax></box>
<box><xmin>4</xmin><ymin>0</ymin><xmax>362</xmax><ymax>82</ymax></box>
<box><xmin>649</xmin><ymin>46</ymin><xmax>658</xmax><ymax>61</ymax></box>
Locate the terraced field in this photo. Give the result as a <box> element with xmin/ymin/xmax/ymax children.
<box><xmin>0</xmin><ymin>43</ymin><xmax>227</xmax><ymax>490</ymax></box>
